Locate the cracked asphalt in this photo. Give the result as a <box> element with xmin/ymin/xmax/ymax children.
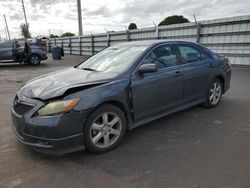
<box><xmin>0</xmin><ymin>55</ymin><xmax>250</xmax><ymax>188</ymax></box>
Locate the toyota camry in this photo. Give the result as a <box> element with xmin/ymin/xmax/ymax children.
<box><xmin>11</xmin><ymin>40</ymin><xmax>231</xmax><ymax>154</ymax></box>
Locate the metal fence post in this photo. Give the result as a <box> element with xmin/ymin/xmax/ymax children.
<box><xmin>126</xmin><ymin>30</ymin><xmax>130</xmax><ymax>41</ymax></box>
<box><xmin>69</xmin><ymin>37</ymin><xmax>72</xmax><ymax>55</ymax></box>
<box><xmin>91</xmin><ymin>35</ymin><xmax>94</xmax><ymax>56</ymax></box>
<box><xmin>107</xmin><ymin>33</ymin><xmax>110</xmax><ymax>47</ymax></box>
<box><xmin>61</xmin><ymin>38</ymin><xmax>63</xmax><ymax>48</ymax></box>
<box><xmin>155</xmin><ymin>26</ymin><xmax>159</xmax><ymax>39</ymax></box>
<box><xmin>196</xmin><ymin>23</ymin><xmax>202</xmax><ymax>43</ymax></box>
<box><xmin>47</xmin><ymin>40</ymin><xmax>51</xmax><ymax>52</ymax></box>
<box><xmin>79</xmin><ymin>36</ymin><xmax>82</xmax><ymax>56</ymax></box>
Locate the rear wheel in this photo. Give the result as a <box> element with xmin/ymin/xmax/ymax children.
<box><xmin>29</xmin><ymin>54</ymin><xmax>41</xmax><ymax>65</ymax></box>
<box><xmin>203</xmin><ymin>78</ymin><xmax>223</xmax><ymax>108</ymax></box>
<box><xmin>84</xmin><ymin>104</ymin><xmax>126</xmax><ymax>154</ymax></box>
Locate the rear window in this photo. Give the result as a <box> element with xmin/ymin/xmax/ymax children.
<box><xmin>179</xmin><ymin>44</ymin><xmax>211</xmax><ymax>63</ymax></box>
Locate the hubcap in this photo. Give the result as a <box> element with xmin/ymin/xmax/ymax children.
<box><xmin>209</xmin><ymin>82</ymin><xmax>222</xmax><ymax>105</ymax></box>
<box><xmin>31</xmin><ymin>56</ymin><xmax>39</xmax><ymax>64</ymax></box>
<box><xmin>90</xmin><ymin>112</ymin><xmax>122</xmax><ymax>148</ymax></box>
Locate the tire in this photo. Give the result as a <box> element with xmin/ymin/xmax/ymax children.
<box><xmin>203</xmin><ymin>78</ymin><xmax>223</xmax><ymax>108</ymax></box>
<box><xmin>84</xmin><ymin>104</ymin><xmax>126</xmax><ymax>154</ymax></box>
<box><xmin>29</xmin><ymin>54</ymin><xmax>41</xmax><ymax>66</ymax></box>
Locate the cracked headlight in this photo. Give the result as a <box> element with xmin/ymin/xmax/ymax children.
<box><xmin>37</xmin><ymin>98</ymin><xmax>80</xmax><ymax>116</ymax></box>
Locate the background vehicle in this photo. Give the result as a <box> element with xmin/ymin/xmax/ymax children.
<box><xmin>11</xmin><ymin>40</ymin><xmax>231</xmax><ymax>154</ymax></box>
<box><xmin>0</xmin><ymin>40</ymin><xmax>47</xmax><ymax>65</ymax></box>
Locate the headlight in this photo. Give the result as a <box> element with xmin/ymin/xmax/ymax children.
<box><xmin>37</xmin><ymin>98</ymin><xmax>80</xmax><ymax>116</ymax></box>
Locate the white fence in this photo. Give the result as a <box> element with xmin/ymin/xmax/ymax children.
<box><xmin>48</xmin><ymin>15</ymin><xmax>250</xmax><ymax>65</ymax></box>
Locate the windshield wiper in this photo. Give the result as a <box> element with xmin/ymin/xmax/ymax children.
<box><xmin>82</xmin><ymin>67</ymin><xmax>97</xmax><ymax>71</ymax></box>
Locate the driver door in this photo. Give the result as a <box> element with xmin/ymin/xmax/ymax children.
<box><xmin>130</xmin><ymin>44</ymin><xmax>183</xmax><ymax>122</ymax></box>
<box><xmin>13</xmin><ymin>41</ymin><xmax>26</xmax><ymax>60</ymax></box>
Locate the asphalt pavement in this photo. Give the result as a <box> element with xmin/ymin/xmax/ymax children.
<box><xmin>0</xmin><ymin>55</ymin><xmax>249</xmax><ymax>188</ymax></box>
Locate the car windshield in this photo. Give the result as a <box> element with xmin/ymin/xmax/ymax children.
<box><xmin>78</xmin><ymin>46</ymin><xmax>147</xmax><ymax>73</ymax></box>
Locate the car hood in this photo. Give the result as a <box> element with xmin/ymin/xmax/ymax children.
<box><xmin>19</xmin><ymin>68</ymin><xmax>117</xmax><ymax>100</ymax></box>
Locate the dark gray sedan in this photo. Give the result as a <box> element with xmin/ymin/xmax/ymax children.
<box><xmin>0</xmin><ymin>40</ymin><xmax>47</xmax><ymax>65</ymax></box>
<box><xmin>11</xmin><ymin>40</ymin><xmax>231</xmax><ymax>154</ymax></box>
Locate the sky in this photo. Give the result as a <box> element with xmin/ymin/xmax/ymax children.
<box><xmin>0</xmin><ymin>0</ymin><xmax>250</xmax><ymax>39</ymax></box>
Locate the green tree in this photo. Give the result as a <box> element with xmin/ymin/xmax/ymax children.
<box><xmin>159</xmin><ymin>15</ymin><xmax>190</xmax><ymax>26</ymax></box>
<box><xmin>20</xmin><ymin>23</ymin><xmax>31</xmax><ymax>39</ymax></box>
<box><xmin>49</xmin><ymin>34</ymin><xmax>59</xmax><ymax>38</ymax></box>
<box><xmin>61</xmin><ymin>32</ymin><xmax>75</xmax><ymax>37</ymax></box>
<box><xmin>128</xmin><ymin>23</ymin><xmax>137</xmax><ymax>30</ymax></box>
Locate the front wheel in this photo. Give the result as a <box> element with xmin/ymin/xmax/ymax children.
<box><xmin>29</xmin><ymin>54</ymin><xmax>41</xmax><ymax>65</ymax></box>
<box><xmin>203</xmin><ymin>78</ymin><xmax>223</xmax><ymax>108</ymax></box>
<box><xmin>84</xmin><ymin>104</ymin><xmax>126</xmax><ymax>154</ymax></box>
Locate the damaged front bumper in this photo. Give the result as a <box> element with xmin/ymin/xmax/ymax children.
<box><xmin>11</xmin><ymin>94</ymin><xmax>91</xmax><ymax>155</ymax></box>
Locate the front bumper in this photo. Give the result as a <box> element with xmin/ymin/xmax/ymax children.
<box><xmin>223</xmin><ymin>67</ymin><xmax>231</xmax><ymax>93</ymax></box>
<box><xmin>11</xmin><ymin>95</ymin><xmax>90</xmax><ymax>155</ymax></box>
<box><xmin>12</xmin><ymin>125</ymin><xmax>84</xmax><ymax>155</ymax></box>
<box><xmin>40</xmin><ymin>53</ymin><xmax>48</xmax><ymax>61</ymax></box>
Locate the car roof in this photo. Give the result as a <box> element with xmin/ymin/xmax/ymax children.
<box><xmin>0</xmin><ymin>40</ymin><xmax>25</xmax><ymax>44</ymax></box>
<box><xmin>112</xmin><ymin>39</ymin><xmax>215</xmax><ymax>58</ymax></box>
<box><xmin>0</xmin><ymin>40</ymin><xmax>13</xmax><ymax>44</ymax></box>
<box><xmin>113</xmin><ymin>40</ymin><xmax>197</xmax><ymax>47</ymax></box>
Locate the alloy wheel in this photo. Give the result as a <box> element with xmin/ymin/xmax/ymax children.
<box><xmin>90</xmin><ymin>112</ymin><xmax>122</xmax><ymax>148</ymax></box>
<box><xmin>209</xmin><ymin>82</ymin><xmax>222</xmax><ymax>105</ymax></box>
<box><xmin>30</xmin><ymin>55</ymin><xmax>40</xmax><ymax>65</ymax></box>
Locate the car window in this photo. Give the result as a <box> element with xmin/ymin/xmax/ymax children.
<box><xmin>143</xmin><ymin>44</ymin><xmax>177</xmax><ymax>69</ymax></box>
<box><xmin>0</xmin><ymin>42</ymin><xmax>13</xmax><ymax>48</ymax></box>
<box><xmin>179</xmin><ymin>44</ymin><xmax>210</xmax><ymax>63</ymax></box>
<box><xmin>16</xmin><ymin>41</ymin><xmax>25</xmax><ymax>48</ymax></box>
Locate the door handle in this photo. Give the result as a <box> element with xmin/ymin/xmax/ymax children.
<box><xmin>208</xmin><ymin>63</ymin><xmax>215</xmax><ymax>68</ymax></box>
<box><xmin>173</xmin><ymin>71</ymin><xmax>181</xmax><ymax>77</ymax></box>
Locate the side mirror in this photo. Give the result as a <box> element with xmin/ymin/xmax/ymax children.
<box><xmin>137</xmin><ymin>63</ymin><xmax>157</xmax><ymax>74</ymax></box>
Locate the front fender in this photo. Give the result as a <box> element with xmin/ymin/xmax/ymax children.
<box><xmin>66</xmin><ymin>78</ymin><xmax>131</xmax><ymax>113</ymax></box>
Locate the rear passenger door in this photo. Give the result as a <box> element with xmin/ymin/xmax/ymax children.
<box><xmin>0</xmin><ymin>42</ymin><xmax>13</xmax><ymax>60</ymax></box>
<box><xmin>177</xmin><ymin>44</ymin><xmax>215</xmax><ymax>106</ymax></box>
